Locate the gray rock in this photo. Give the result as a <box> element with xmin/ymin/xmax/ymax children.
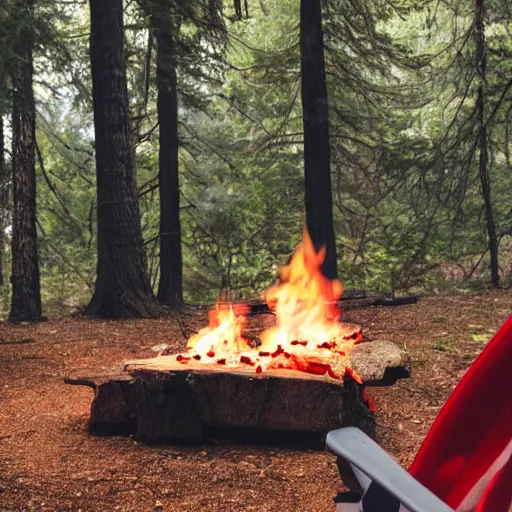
<box><xmin>350</xmin><ymin>341</ymin><xmax>409</xmax><ymax>385</ymax></box>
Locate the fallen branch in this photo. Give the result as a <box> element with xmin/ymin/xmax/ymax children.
<box><xmin>0</xmin><ymin>338</ymin><xmax>35</xmax><ymax>345</ymax></box>
<box><xmin>246</xmin><ymin>293</ymin><xmax>419</xmax><ymax>315</ymax></box>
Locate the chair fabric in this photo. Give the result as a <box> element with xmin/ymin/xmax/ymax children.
<box><xmin>334</xmin><ymin>315</ymin><xmax>512</xmax><ymax>512</ymax></box>
<box><xmin>408</xmin><ymin>315</ymin><xmax>512</xmax><ymax>511</ymax></box>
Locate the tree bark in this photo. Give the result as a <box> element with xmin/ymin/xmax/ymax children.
<box><xmin>9</xmin><ymin>0</ymin><xmax>42</xmax><ymax>321</ymax></box>
<box><xmin>86</xmin><ymin>0</ymin><xmax>162</xmax><ymax>317</ymax></box>
<box><xmin>151</xmin><ymin>2</ymin><xmax>183</xmax><ymax>307</ymax></box>
<box><xmin>300</xmin><ymin>0</ymin><xmax>337</xmax><ymax>279</ymax></box>
<box><xmin>475</xmin><ymin>0</ymin><xmax>499</xmax><ymax>287</ymax></box>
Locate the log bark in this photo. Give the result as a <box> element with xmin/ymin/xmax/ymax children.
<box><xmin>66</xmin><ymin>341</ymin><xmax>407</xmax><ymax>444</ymax></box>
<box><xmin>67</xmin><ymin>370</ymin><xmax>376</xmax><ymax>444</ymax></box>
<box><xmin>9</xmin><ymin>0</ymin><xmax>42</xmax><ymax>322</ymax></box>
<box><xmin>66</xmin><ymin>372</ymin><xmax>137</xmax><ymax>435</ymax></box>
<box><xmin>86</xmin><ymin>0</ymin><xmax>162</xmax><ymax>318</ymax></box>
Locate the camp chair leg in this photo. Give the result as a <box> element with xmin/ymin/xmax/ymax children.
<box><xmin>336</xmin><ymin>456</ymin><xmax>368</xmax><ymax>494</ymax></box>
<box><xmin>326</xmin><ymin>427</ymin><xmax>454</xmax><ymax>512</ymax></box>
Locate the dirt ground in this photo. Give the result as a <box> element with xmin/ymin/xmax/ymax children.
<box><xmin>0</xmin><ymin>291</ymin><xmax>510</xmax><ymax>512</ymax></box>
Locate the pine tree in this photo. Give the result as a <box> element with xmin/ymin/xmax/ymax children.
<box><xmin>86</xmin><ymin>0</ymin><xmax>162</xmax><ymax>317</ymax></box>
<box><xmin>0</xmin><ymin>117</ymin><xmax>7</xmax><ymax>287</ymax></box>
<box><xmin>144</xmin><ymin>0</ymin><xmax>183</xmax><ymax>307</ymax></box>
<box><xmin>9</xmin><ymin>0</ymin><xmax>42</xmax><ymax>321</ymax></box>
<box><xmin>475</xmin><ymin>0</ymin><xmax>499</xmax><ymax>287</ymax></box>
<box><xmin>300</xmin><ymin>0</ymin><xmax>337</xmax><ymax>278</ymax></box>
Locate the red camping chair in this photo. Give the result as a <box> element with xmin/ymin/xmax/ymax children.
<box><xmin>327</xmin><ymin>315</ymin><xmax>512</xmax><ymax>512</ymax></box>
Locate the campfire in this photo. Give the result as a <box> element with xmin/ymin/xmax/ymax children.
<box><xmin>153</xmin><ymin>226</ymin><xmax>363</xmax><ymax>383</ymax></box>
<box><xmin>65</xmin><ymin>226</ymin><xmax>409</xmax><ymax>443</ymax></box>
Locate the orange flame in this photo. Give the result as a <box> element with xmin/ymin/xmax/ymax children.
<box><xmin>182</xmin><ymin>226</ymin><xmax>362</xmax><ymax>380</ymax></box>
<box><xmin>260</xmin><ymin>226</ymin><xmax>347</xmax><ymax>351</ymax></box>
<box><xmin>186</xmin><ymin>301</ymin><xmax>250</xmax><ymax>360</ymax></box>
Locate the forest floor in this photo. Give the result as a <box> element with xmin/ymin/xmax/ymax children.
<box><xmin>0</xmin><ymin>291</ymin><xmax>510</xmax><ymax>512</ymax></box>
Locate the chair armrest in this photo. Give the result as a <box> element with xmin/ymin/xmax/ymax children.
<box><xmin>326</xmin><ymin>427</ymin><xmax>454</xmax><ymax>512</ymax></box>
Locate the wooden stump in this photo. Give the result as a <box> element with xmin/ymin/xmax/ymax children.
<box><xmin>67</xmin><ymin>373</ymin><xmax>137</xmax><ymax>435</ymax></box>
<box><xmin>65</xmin><ymin>341</ymin><xmax>408</xmax><ymax>445</ymax></box>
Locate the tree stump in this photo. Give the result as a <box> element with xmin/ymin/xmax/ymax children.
<box><xmin>65</xmin><ymin>341</ymin><xmax>408</xmax><ymax>445</ymax></box>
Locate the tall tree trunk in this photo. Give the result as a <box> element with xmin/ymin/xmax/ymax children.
<box><xmin>9</xmin><ymin>0</ymin><xmax>42</xmax><ymax>321</ymax></box>
<box><xmin>87</xmin><ymin>0</ymin><xmax>161</xmax><ymax>317</ymax></box>
<box><xmin>475</xmin><ymin>0</ymin><xmax>499</xmax><ymax>287</ymax></box>
<box><xmin>0</xmin><ymin>117</ymin><xmax>6</xmax><ymax>287</ymax></box>
<box><xmin>300</xmin><ymin>0</ymin><xmax>337</xmax><ymax>279</ymax></box>
<box><xmin>152</xmin><ymin>3</ymin><xmax>183</xmax><ymax>307</ymax></box>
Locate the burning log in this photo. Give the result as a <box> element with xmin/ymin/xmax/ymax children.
<box><xmin>65</xmin><ymin>340</ymin><xmax>408</xmax><ymax>444</ymax></box>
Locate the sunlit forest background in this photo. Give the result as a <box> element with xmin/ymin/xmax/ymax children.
<box><xmin>0</xmin><ymin>0</ymin><xmax>511</xmax><ymax>318</ymax></box>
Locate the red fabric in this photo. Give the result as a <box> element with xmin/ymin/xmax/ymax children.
<box><xmin>409</xmin><ymin>315</ymin><xmax>512</xmax><ymax>510</ymax></box>
<box><xmin>475</xmin><ymin>452</ymin><xmax>512</xmax><ymax>512</ymax></box>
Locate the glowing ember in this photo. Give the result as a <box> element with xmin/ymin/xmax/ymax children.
<box><xmin>177</xmin><ymin>226</ymin><xmax>363</xmax><ymax>382</ymax></box>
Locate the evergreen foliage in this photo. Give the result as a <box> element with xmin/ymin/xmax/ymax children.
<box><xmin>0</xmin><ymin>0</ymin><xmax>511</xmax><ymax>317</ymax></box>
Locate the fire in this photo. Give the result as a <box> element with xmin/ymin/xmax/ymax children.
<box><xmin>178</xmin><ymin>226</ymin><xmax>363</xmax><ymax>382</ymax></box>
<box><xmin>187</xmin><ymin>300</ymin><xmax>249</xmax><ymax>356</ymax></box>
<box><xmin>260</xmin><ymin>226</ymin><xmax>350</xmax><ymax>351</ymax></box>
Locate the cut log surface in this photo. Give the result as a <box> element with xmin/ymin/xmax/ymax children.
<box><xmin>65</xmin><ymin>341</ymin><xmax>408</xmax><ymax>444</ymax></box>
<box><xmin>124</xmin><ymin>340</ymin><xmax>408</xmax><ymax>386</ymax></box>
